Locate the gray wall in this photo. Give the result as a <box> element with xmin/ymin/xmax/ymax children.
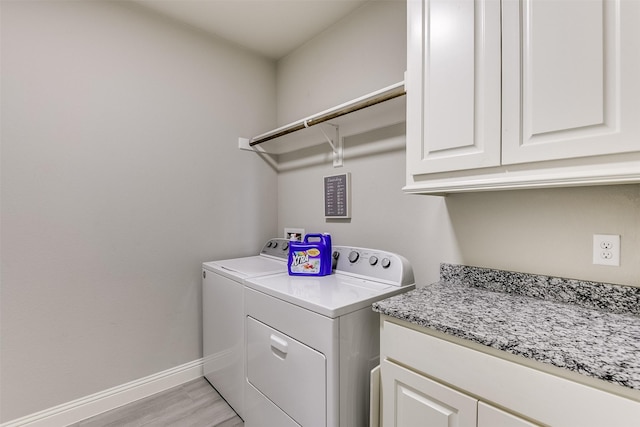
<box><xmin>3</xmin><ymin>0</ymin><xmax>639</xmax><ymax>423</ymax></box>
<box><xmin>276</xmin><ymin>0</ymin><xmax>457</xmax><ymax>287</ymax></box>
<box><xmin>446</xmin><ymin>185</ymin><xmax>640</xmax><ymax>286</ymax></box>
<box><xmin>276</xmin><ymin>0</ymin><xmax>640</xmax><ymax>288</ymax></box>
<box><xmin>277</xmin><ymin>123</ymin><xmax>459</xmax><ymax>287</ymax></box>
<box><xmin>276</xmin><ymin>0</ymin><xmax>407</xmax><ymax>124</ymax></box>
<box><xmin>0</xmin><ymin>1</ymin><xmax>277</xmax><ymax>421</ymax></box>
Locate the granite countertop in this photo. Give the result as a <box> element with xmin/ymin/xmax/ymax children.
<box><xmin>372</xmin><ymin>264</ymin><xmax>640</xmax><ymax>391</ymax></box>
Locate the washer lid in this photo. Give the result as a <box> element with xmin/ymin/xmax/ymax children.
<box><xmin>245</xmin><ymin>273</ymin><xmax>414</xmax><ymax>318</ymax></box>
<box><xmin>203</xmin><ymin>255</ymin><xmax>287</xmax><ymax>279</ymax></box>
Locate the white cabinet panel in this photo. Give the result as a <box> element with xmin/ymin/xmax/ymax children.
<box><xmin>528</xmin><ymin>0</ymin><xmax>603</xmax><ymax>135</ymax></box>
<box><xmin>426</xmin><ymin>0</ymin><xmax>475</xmax><ymax>152</ymax></box>
<box><xmin>478</xmin><ymin>402</ymin><xmax>540</xmax><ymax>427</ymax></box>
<box><xmin>502</xmin><ymin>0</ymin><xmax>640</xmax><ymax>164</ymax></box>
<box><xmin>406</xmin><ymin>0</ymin><xmax>501</xmax><ymax>174</ymax></box>
<box><xmin>381</xmin><ymin>360</ymin><xmax>477</xmax><ymax>427</ymax></box>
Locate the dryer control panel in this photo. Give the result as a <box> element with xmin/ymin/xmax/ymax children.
<box><xmin>332</xmin><ymin>246</ymin><xmax>415</xmax><ymax>287</ymax></box>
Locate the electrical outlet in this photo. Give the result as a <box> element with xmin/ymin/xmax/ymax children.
<box><xmin>593</xmin><ymin>234</ymin><xmax>620</xmax><ymax>266</ymax></box>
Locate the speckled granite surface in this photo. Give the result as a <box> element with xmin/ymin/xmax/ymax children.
<box><xmin>372</xmin><ymin>264</ymin><xmax>640</xmax><ymax>391</ymax></box>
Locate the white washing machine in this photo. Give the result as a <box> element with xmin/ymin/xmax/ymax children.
<box><xmin>202</xmin><ymin>238</ymin><xmax>290</xmax><ymax>419</ymax></box>
<box><xmin>243</xmin><ymin>246</ymin><xmax>415</xmax><ymax>427</ymax></box>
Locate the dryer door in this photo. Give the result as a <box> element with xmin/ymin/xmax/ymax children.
<box><xmin>246</xmin><ymin>316</ymin><xmax>326</xmax><ymax>427</ymax></box>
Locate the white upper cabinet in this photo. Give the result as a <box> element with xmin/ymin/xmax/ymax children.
<box><xmin>406</xmin><ymin>0</ymin><xmax>501</xmax><ymax>174</ymax></box>
<box><xmin>502</xmin><ymin>0</ymin><xmax>640</xmax><ymax>164</ymax></box>
<box><xmin>405</xmin><ymin>0</ymin><xmax>640</xmax><ymax>194</ymax></box>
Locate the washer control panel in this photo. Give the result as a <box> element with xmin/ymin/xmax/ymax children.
<box><xmin>332</xmin><ymin>246</ymin><xmax>414</xmax><ymax>287</ymax></box>
<box><xmin>260</xmin><ymin>238</ymin><xmax>290</xmax><ymax>260</ymax></box>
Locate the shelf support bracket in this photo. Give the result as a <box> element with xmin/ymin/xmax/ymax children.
<box><xmin>238</xmin><ymin>137</ymin><xmax>279</xmax><ymax>170</ymax></box>
<box><xmin>310</xmin><ymin>121</ymin><xmax>342</xmax><ymax>167</ymax></box>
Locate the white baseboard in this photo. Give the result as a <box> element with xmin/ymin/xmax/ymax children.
<box><xmin>1</xmin><ymin>359</ymin><xmax>204</xmax><ymax>427</ymax></box>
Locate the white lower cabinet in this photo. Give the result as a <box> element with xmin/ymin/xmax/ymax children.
<box><xmin>382</xmin><ymin>360</ymin><xmax>534</xmax><ymax>427</ymax></box>
<box><xmin>382</xmin><ymin>360</ymin><xmax>477</xmax><ymax>427</ymax></box>
<box><xmin>380</xmin><ymin>319</ymin><xmax>640</xmax><ymax>427</ymax></box>
<box><xmin>477</xmin><ymin>403</ymin><xmax>538</xmax><ymax>427</ymax></box>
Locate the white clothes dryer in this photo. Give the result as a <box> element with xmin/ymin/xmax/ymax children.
<box><xmin>202</xmin><ymin>238</ymin><xmax>289</xmax><ymax>419</ymax></box>
<box><xmin>243</xmin><ymin>245</ymin><xmax>415</xmax><ymax>427</ymax></box>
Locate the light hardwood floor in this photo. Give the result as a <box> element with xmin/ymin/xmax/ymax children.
<box><xmin>67</xmin><ymin>378</ymin><xmax>243</xmax><ymax>427</ymax></box>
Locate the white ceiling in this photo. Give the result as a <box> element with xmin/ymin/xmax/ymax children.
<box><xmin>134</xmin><ymin>0</ymin><xmax>370</xmax><ymax>59</ymax></box>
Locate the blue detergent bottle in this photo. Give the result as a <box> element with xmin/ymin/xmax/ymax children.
<box><xmin>288</xmin><ymin>233</ymin><xmax>332</xmax><ymax>276</ymax></box>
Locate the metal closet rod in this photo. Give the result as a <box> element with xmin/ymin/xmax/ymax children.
<box><xmin>248</xmin><ymin>84</ymin><xmax>406</xmax><ymax>147</ymax></box>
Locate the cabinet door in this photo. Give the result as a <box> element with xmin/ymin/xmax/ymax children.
<box><xmin>381</xmin><ymin>360</ymin><xmax>477</xmax><ymax>427</ymax></box>
<box><xmin>406</xmin><ymin>0</ymin><xmax>501</xmax><ymax>175</ymax></box>
<box><xmin>478</xmin><ymin>402</ymin><xmax>541</xmax><ymax>427</ymax></box>
<box><xmin>502</xmin><ymin>0</ymin><xmax>640</xmax><ymax>164</ymax></box>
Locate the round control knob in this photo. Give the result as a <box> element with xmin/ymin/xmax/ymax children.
<box><xmin>283</xmin><ymin>242</ymin><xmax>289</xmax><ymax>251</ymax></box>
<box><xmin>348</xmin><ymin>251</ymin><xmax>360</xmax><ymax>263</ymax></box>
<box><xmin>333</xmin><ymin>251</ymin><xmax>340</xmax><ymax>260</ymax></box>
<box><xmin>381</xmin><ymin>258</ymin><xmax>391</xmax><ymax>269</ymax></box>
<box><xmin>266</xmin><ymin>241</ymin><xmax>273</xmax><ymax>248</ymax></box>
<box><xmin>271</xmin><ymin>241</ymin><xmax>278</xmax><ymax>248</ymax></box>
<box><xmin>369</xmin><ymin>256</ymin><xmax>378</xmax><ymax>266</ymax></box>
